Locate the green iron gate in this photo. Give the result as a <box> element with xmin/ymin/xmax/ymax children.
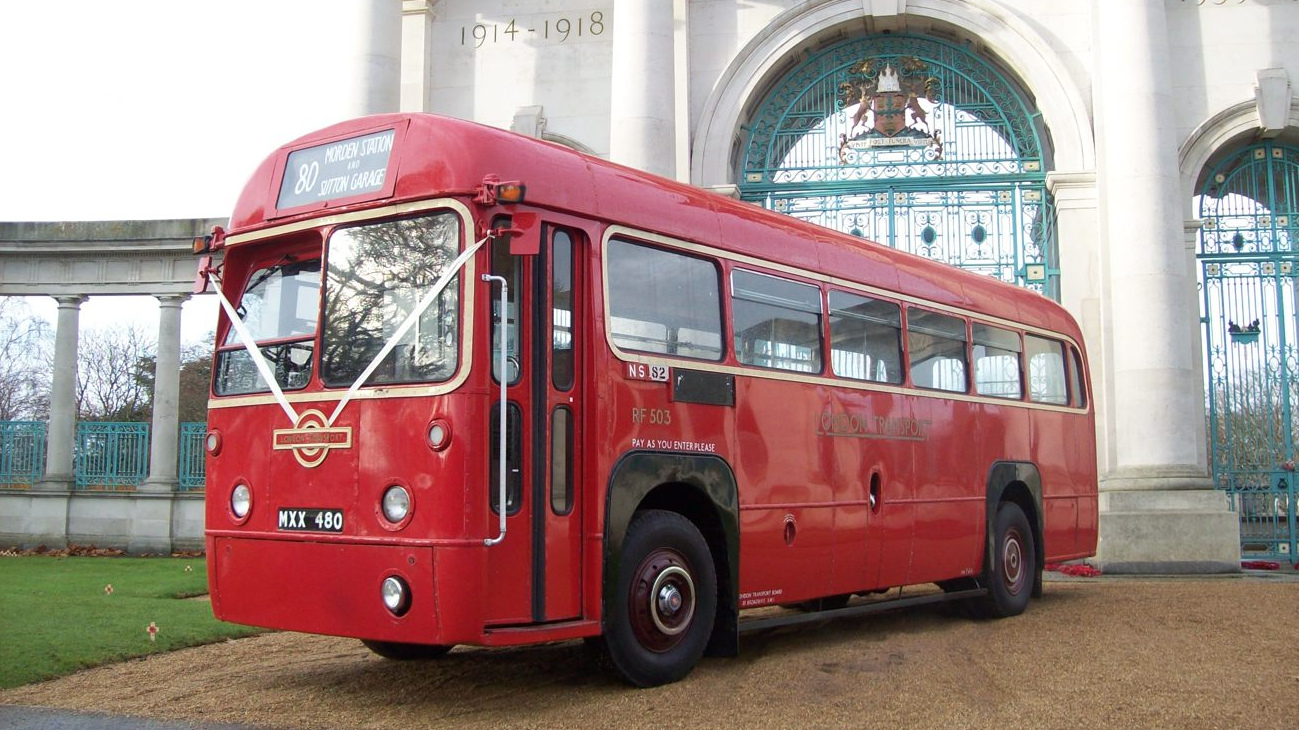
<box><xmin>1199</xmin><ymin>141</ymin><xmax>1299</xmax><ymax>560</ymax></box>
<box><xmin>739</xmin><ymin>34</ymin><xmax>1057</xmax><ymax>298</ymax></box>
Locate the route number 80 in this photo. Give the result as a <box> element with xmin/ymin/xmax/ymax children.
<box><xmin>293</xmin><ymin>161</ymin><xmax>320</xmax><ymax>195</ymax></box>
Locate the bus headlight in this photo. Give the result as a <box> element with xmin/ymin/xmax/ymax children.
<box><xmin>230</xmin><ymin>483</ymin><xmax>252</xmax><ymax>519</ymax></box>
<box><xmin>427</xmin><ymin>419</ymin><xmax>451</xmax><ymax>451</ymax></box>
<box><xmin>382</xmin><ymin>486</ymin><xmax>411</xmax><ymax>524</ymax></box>
<box><xmin>205</xmin><ymin>430</ymin><xmax>222</xmax><ymax>455</ymax></box>
<box><xmin>381</xmin><ymin>576</ymin><xmax>410</xmax><ymax>615</ymax></box>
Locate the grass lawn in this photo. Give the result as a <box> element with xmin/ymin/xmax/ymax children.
<box><xmin>0</xmin><ymin>555</ymin><xmax>262</xmax><ymax>689</ymax></box>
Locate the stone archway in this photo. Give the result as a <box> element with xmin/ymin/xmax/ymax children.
<box><xmin>691</xmin><ymin>0</ymin><xmax>1094</xmax><ymax>192</ymax></box>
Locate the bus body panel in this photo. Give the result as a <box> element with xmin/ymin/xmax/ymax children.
<box><xmin>908</xmin><ymin>396</ymin><xmax>984</xmax><ymax>585</ymax></box>
<box><xmin>1031</xmin><ymin>407</ymin><xmax>1099</xmax><ymax>561</ymax></box>
<box><xmin>206</xmin><ymin>393</ymin><xmax>487</xmax><ymax>544</ymax></box>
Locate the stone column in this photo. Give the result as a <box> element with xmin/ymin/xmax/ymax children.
<box><xmin>28</xmin><ymin>295</ymin><xmax>84</xmax><ymax>550</ymax></box>
<box><xmin>336</xmin><ymin>0</ymin><xmax>402</xmax><ymax>117</ymax></box>
<box><xmin>609</xmin><ymin>0</ymin><xmax>676</xmax><ymax>178</ymax></box>
<box><xmin>1092</xmin><ymin>0</ymin><xmax>1238</xmax><ymax>572</ymax></box>
<box><xmin>38</xmin><ymin>295</ymin><xmax>86</xmax><ymax>491</ymax></box>
<box><xmin>141</xmin><ymin>294</ymin><xmax>187</xmax><ymax>493</ymax></box>
<box><xmin>400</xmin><ymin>0</ymin><xmax>433</xmax><ymax>112</ymax></box>
<box><xmin>1047</xmin><ymin>171</ymin><xmax>1108</xmax><ymax>466</ymax></box>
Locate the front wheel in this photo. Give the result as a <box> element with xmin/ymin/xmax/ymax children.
<box><xmin>361</xmin><ymin>640</ymin><xmax>453</xmax><ymax>660</ymax></box>
<box><xmin>975</xmin><ymin>501</ymin><xmax>1036</xmax><ymax>618</ymax></box>
<box><xmin>601</xmin><ymin>509</ymin><xmax>717</xmax><ymax>687</ymax></box>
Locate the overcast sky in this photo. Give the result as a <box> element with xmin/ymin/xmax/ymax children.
<box><xmin>0</xmin><ymin>1</ymin><xmax>374</xmax><ymax>342</ymax></box>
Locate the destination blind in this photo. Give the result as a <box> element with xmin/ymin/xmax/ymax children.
<box><xmin>277</xmin><ymin>128</ymin><xmax>396</xmax><ymax>209</ymax></box>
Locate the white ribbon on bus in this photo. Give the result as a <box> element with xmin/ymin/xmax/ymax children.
<box><xmin>206</xmin><ymin>235</ymin><xmax>488</xmax><ymax>428</ymax></box>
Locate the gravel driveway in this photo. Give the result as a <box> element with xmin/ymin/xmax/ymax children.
<box><xmin>3</xmin><ymin>578</ymin><xmax>1297</xmax><ymax>730</ymax></box>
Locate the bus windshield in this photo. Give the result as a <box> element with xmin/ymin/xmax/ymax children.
<box><xmin>214</xmin><ymin>258</ymin><xmax>320</xmax><ymax>396</ymax></box>
<box><xmin>321</xmin><ymin>212</ymin><xmax>462</xmax><ymax>387</ymax></box>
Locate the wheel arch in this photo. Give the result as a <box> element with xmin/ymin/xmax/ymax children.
<box><xmin>604</xmin><ymin>451</ymin><xmax>740</xmax><ymax>656</ymax></box>
<box><xmin>985</xmin><ymin>461</ymin><xmax>1045</xmax><ymax>598</ymax></box>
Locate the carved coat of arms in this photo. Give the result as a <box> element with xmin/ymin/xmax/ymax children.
<box><xmin>838</xmin><ymin>56</ymin><xmax>942</xmax><ymax>158</ymax></box>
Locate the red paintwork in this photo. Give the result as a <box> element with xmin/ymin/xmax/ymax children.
<box><xmin>206</xmin><ymin>113</ymin><xmax>1097</xmax><ymax>649</ymax></box>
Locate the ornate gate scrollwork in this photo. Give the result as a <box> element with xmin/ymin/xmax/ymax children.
<box><xmin>739</xmin><ymin>34</ymin><xmax>1057</xmax><ymax>298</ymax></box>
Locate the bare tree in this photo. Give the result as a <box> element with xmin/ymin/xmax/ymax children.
<box><xmin>76</xmin><ymin>324</ymin><xmax>156</xmax><ymax>421</ymax></box>
<box><xmin>177</xmin><ymin>338</ymin><xmax>214</xmax><ymax>423</ymax></box>
<box><xmin>135</xmin><ymin>337</ymin><xmax>214</xmax><ymax>424</ymax></box>
<box><xmin>0</xmin><ymin>297</ymin><xmax>53</xmax><ymax>421</ymax></box>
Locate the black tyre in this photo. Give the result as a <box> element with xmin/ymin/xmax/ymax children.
<box><xmin>976</xmin><ymin>502</ymin><xmax>1035</xmax><ymax>618</ymax></box>
<box><xmin>361</xmin><ymin>640</ymin><xmax>454</xmax><ymax>660</ymax></box>
<box><xmin>601</xmin><ymin>509</ymin><xmax>717</xmax><ymax>687</ymax></box>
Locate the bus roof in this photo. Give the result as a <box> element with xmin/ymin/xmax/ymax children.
<box><xmin>230</xmin><ymin>113</ymin><xmax>1078</xmax><ymax>337</ymax></box>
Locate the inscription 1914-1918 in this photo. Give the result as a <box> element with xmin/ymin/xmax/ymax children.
<box><xmin>461</xmin><ymin>11</ymin><xmax>605</xmax><ymax>48</ymax></box>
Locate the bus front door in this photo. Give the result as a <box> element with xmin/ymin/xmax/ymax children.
<box><xmin>486</xmin><ymin>221</ymin><xmax>584</xmax><ymax>626</ymax></box>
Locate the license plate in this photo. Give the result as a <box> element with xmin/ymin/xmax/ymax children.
<box><xmin>277</xmin><ymin>508</ymin><xmax>344</xmax><ymax>533</ymax></box>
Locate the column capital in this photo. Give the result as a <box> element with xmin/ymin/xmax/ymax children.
<box><xmin>155</xmin><ymin>293</ymin><xmax>190</xmax><ymax>308</ymax></box>
<box><xmin>1045</xmin><ymin>170</ymin><xmax>1096</xmax><ymax>194</ymax></box>
<box><xmin>52</xmin><ymin>294</ymin><xmax>87</xmax><ymax>308</ymax></box>
<box><xmin>1183</xmin><ymin>219</ymin><xmax>1204</xmax><ymax>252</ymax></box>
<box><xmin>1046</xmin><ymin>170</ymin><xmax>1098</xmax><ymax>209</ymax></box>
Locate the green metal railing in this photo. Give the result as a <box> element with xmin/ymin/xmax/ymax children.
<box><xmin>178</xmin><ymin>422</ymin><xmax>207</xmax><ymax>491</ymax></box>
<box><xmin>0</xmin><ymin>421</ymin><xmax>46</xmax><ymax>488</ymax></box>
<box><xmin>75</xmin><ymin>422</ymin><xmax>150</xmax><ymax>490</ymax></box>
<box><xmin>0</xmin><ymin>420</ymin><xmax>206</xmax><ymax>492</ymax></box>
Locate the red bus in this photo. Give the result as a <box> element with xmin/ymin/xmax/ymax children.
<box><xmin>198</xmin><ymin>113</ymin><xmax>1096</xmax><ymax>687</ymax></box>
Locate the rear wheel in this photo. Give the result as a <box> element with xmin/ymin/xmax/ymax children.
<box><xmin>361</xmin><ymin>640</ymin><xmax>453</xmax><ymax>660</ymax></box>
<box><xmin>601</xmin><ymin>509</ymin><xmax>717</xmax><ymax>687</ymax></box>
<box><xmin>976</xmin><ymin>502</ymin><xmax>1035</xmax><ymax>618</ymax></box>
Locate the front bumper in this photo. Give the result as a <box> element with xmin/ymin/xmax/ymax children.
<box><xmin>208</xmin><ymin>536</ymin><xmax>479</xmax><ymax>645</ymax></box>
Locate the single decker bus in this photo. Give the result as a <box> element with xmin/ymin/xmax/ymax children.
<box><xmin>197</xmin><ymin>113</ymin><xmax>1097</xmax><ymax>687</ymax></box>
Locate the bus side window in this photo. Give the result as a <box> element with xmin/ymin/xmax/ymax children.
<box><xmin>972</xmin><ymin>323</ymin><xmax>1023</xmax><ymax>399</ymax></box>
<box><xmin>550</xmin><ymin>406</ymin><xmax>574</xmax><ymax>515</ymax></box>
<box><xmin>490</xmin><ymin>217</ymin><xmax>523</xmax><ymax>384</ymax></box>
<box><xmin>606</xmin><ymin>239</ymin><xmax>723</xmax><ymax>360</ymax></box>
<box><xmin>551</xmin><ymin>229</ymin><xmax>575</xmax><ymax>391</ymax></box>
<box><xmin>828</xmin><ymin>290</ymin><xmax>903</xmax><ymax>383</ymax></box>
<box><xmin>732</xmin><ymin>269</ymin><xmax>823</xmax><ymax>373</ymax></box>
<box><xmin>1068</xmin><ymin>344</ymin><xmax>1087</xmax><ymax>408</ymax></box>
<box><xmin>1025</xmin><ymin>334</ymin><xmax>1068</xmax><ymax>405</ymax></box>
<box><xmin>906</xmin><ymin>308</ymin><xmax>968</xmax><ymax>392</ymax></box>
<box><xmin>489</xmin><ymin>402</ymin><xmax>523</xmax><ymax>514</ymax></box>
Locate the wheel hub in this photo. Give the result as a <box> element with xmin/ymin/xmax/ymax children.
<box><xmin>629</xmin><ymin>549</ymin><xmax>697</xmax><ymax>652</ymax></box>
<box><xmin>649</xmin><ymin>566</ymin><xmax>694</xmax><ymax>636</ymax></box>
<box><xmin>1003</xmin><ymin>529</ymin><xmax>1025</xmax><ymax>592</ymax></box>
<box><xmin>657</xmin><ymin>582</ymin><xmax>684</xmax><ymax>615</ymax></box>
